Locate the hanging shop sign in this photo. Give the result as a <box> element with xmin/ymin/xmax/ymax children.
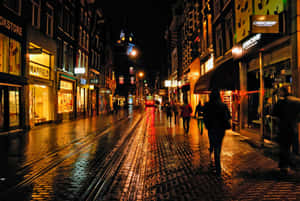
<box><xmin>242</xmin><ymin>34</ymin><xmax>262</xmax><ymax>50</ymax></box>
<box><xmin>0</xmin><ymin>16</ymin><xmax>22</xmax><ymax>36</ymax></box>
<box><xmin>80</xmin><ymin>78</ymin><xmax>86</xmax><ymax>85</ymax></box>
<box><xmin>60</xmin><ymin>80</ymin><xmax>73</xmax><ymax>90</ymax></box>
<box><xmin>251</xmin><ymin>15</ymin><xmax>279</xmax><ymax>34</ymax></box>
<box><xmin>29</xmin><ymin>62</ymin><xmax>50</xmax><ymax>79</ymax></box>
<box><xmin>90</xmin><ymin>79</ymin><xmax>98</xmax><ymax>84</ymax></box>
<box><xmin>74</xmin><ymin>67</ymin><xmax>85</xmax><ymax>74</ymax></box>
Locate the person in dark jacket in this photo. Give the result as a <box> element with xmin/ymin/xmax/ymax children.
<box><xmin>181</xmin><ymin>98</ymin><xmax>193</xmax><ymax>134</ymax></box>
<box><xmin>203</xmin><ymin>90</ymin><xmax>231</xmax><ymax>175</ymax></box>
<box><xmin>165</xmin><ymin>102</ymin><xmax>173</xmax><ymax>125</ymax></box>
<box><xmin>195</xmin><ymin>101</ymin><xmax>204</xmax><ymax>135</ymax></box>
<box><xmin>272</xmin><ymin>86</ymin><xmax>300</xmax><ymax>175</ymax></box>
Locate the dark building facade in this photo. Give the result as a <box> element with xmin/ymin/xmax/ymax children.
<box><xmin>0</xmin><ymin>0</ymin><xmax>27</xmax><ymax>132</ymax></box>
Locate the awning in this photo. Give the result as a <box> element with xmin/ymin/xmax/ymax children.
<box><xmin>194</xmin><ymin>70</ymin><xmax>214</xmax><ymax>93</ymax></box>
<box><xmin>194</xmin><ymin>60</ymin><xmax>239</xmax><ymax>93</ymax></box>
<box><xmin>211</xmin><ymin>60</ymin><xmax>239</xmax><ymax>90</ymax></box>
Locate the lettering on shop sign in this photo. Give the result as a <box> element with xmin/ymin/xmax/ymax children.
<box><xmin>0</xmin><ymin>16</ymin><xmax>22</xmax><ymax>36</ymax></box>
<box><xmin>242</xmin><ymin>33</ymin><xmax>262</xmax><ymax>50</ymax></box>
<box><xmin>30</xmin><ymin>62</ymin><xmax>50</xmax><ymax>79</ymax></box>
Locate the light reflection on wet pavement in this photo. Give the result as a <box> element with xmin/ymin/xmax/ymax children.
<box><xmin>0</xmin><ymin>107</ymin><xmax>299</xmax><ymax>201</ymax></box>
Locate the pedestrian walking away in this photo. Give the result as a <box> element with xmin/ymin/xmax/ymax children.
<box><xmin>173</xmin><ymin>101</ymin><xmax>180</xmax><ymax>125</ymax></box>
<box><xmin>181</xmin><ymin>98</ymin><xmax>193</xmax><ymax>134</ymax></box>
<box><xmin>203</xmin><ymin>90</ymin><xmax>231</xmax><ymax>175</ymax></box>
<box><xmin>195</xmin><ymin>100</ymin><xmax>204</xmax><ymax>135</ymax></box>
<box><xmin>165</xmin><ymin>102</ymin><xmax>173</xmax><ymax>125</ymax></box>
<box><xmin>272</xmin><ymin>86</ymin><xmax>300</xmax><ymax>176</ymax></box>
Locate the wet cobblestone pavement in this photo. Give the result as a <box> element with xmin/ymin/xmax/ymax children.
<box><xmin>0</xmin><ymin>107</ymin><xmax>299</xmax><ymax>200</ymax></box>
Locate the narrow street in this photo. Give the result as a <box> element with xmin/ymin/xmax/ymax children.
<box><xmin>0</xmin><ymin>107</ymin><xmax>299</xmax><ymax>201</ymax></box>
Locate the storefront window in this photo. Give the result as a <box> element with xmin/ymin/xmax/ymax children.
<box><xmin>58</xmin><ymin>80</ymin><xmax>73</xmax><ymax>113</ymax></box>
<box><xmin>0</xmin><ymin>34</ymin><xmax>21</xmax><ymax>76</ymax></box>
<box><xmin>0</xmin><ymin>88</ymin><xmax>4</xmax><ymax>129</ymax></box>
<box><xmin>30</xmin><ymin>85</ymin><xmax>50</xmax><ymax>124</ymax></box>
<box><xmin>9</xmin><ymin>88</ymin><xmax>19</xmax><ymax>127</ymax></box>
<box><xmin>77</xmin><ymin>87</ymin><xmax>87</xmax><ymax>113</ymax></box>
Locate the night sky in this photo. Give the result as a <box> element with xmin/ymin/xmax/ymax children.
<box><xmin>98</xmin><ymin>0</ymin><xmax>177</xmax><ymax>80</ymax></box>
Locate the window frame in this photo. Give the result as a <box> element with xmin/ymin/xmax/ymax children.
<box><xmin>45</xmin><ymin>3</ymin><xmax>54</xmax><ymax>37</ymax></box>
<box><xmin>31</xmin><ymin>0</ymin><xmax>41</xmax><ymax>28</ymax></box>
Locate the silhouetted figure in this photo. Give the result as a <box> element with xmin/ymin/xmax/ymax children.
<box><xmin>195</xmin><ymin>101</ymin><xmax>204</xmax><ymax>135</ymax></box>
<box><xmin>272</xmin><ymin>86</ymin><xmax>300</xmax><ymax>175</ymax></box>
<box><xmin>181</xmin><ymin>98</ymin><xmax>193</xmax><ymax>134</ymax></box>
<box><xmin>165</xmin><ymin>102</ymin><xmax>172</xmax><ymax>125</ymax></box>
<box><xmin>113</xmin><ymin>101</ymin><xmax>119</xmax><ymax>114</ymax></box>
<box><xmin>203</xmin><ymin>90</ymin><xmax>231</xmax><ymax>175</ymax></box>
<box><xmin>173</xmin><ymin>101</ymin><xmax>180</xmax><ymax>125</ymax></box>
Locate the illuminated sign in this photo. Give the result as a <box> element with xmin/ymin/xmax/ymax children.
<box><xmin>164</xmin><ymin>80</ymin><xmax>171</xmax><ymax>87</ymax></box>
<box><xmin>90</xmin><ymin>79</ymin><xmax>98</xmax><ymax>84</ymax></box>
<box><xmin>29</xmin><ymin>62</ymin><xmax>50</xmax><ymax>79</ymax></box>
<box><xmin>119</xmin><ymin>76</ymin><xmax>124</xmax><ymax>84</ymax></box>
<box><xmin>242</xmin><ymin>34</ymin><xmax>262</xmax><ymax>50</ymax></box>
<box><xmin>60</xmin><ymin>80</ymin><xmax>73</xmax><ymax>90</ymax></box>
<box><xmin>74</xmin><ymin>67</ymin><xmax>85</xmax><ymax>74</ymax></box>
<box><xmin>80</xmin><ymin>78</ymin><xmax>86</xmax><ymax>85</ymax></box>
<box><xmin>0</xmin><ymin>16</ymin><xmax>22</xmax><ymax>36</ymax></box>
<box><xmin>205</xmin><ymin>55</ymin><xmax>214</xmax><ymax>72</ymax></box>
<box><xmin>130</xmin><ymin>76</ymin><xmax>135</xmax><ymax>84</ymax></box>
<box><xmin>251</xmin><ymin>15</ymin><xmax>279</xmax><ymax>34</ymax></box>
<box><xmin>129</xmin><ymin>66</ymin><xmax>134</xmax><ymax>74</ymax></box>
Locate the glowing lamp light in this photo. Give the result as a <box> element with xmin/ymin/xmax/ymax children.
<box><xmin>232</xmin><ymin>46</ymin><xmax>243</xmax><ymax>58</ymax></box>
<box><xmin>89</xmin><ymin>85</ymin><xmax>94</xmax><ymax>90</ymax></box>
<box><xmin>130</xmin><ymin>49</ymin><xmax>137</xmax><ymax>57</ymax></box>
<box><xmin>164</xmin><ymin>80</ymin><xmax>171</xmax><ymax>87</ymax></box>
<box><xmin>138</xmin><ymin>72</ymin><xmax>144</xmax><ymax>78</ymax></box>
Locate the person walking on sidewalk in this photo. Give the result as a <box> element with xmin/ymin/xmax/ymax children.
<box><xmin>203</xmin><ymin>90</ymin><xmax>231</xmax><ymax>175</ymax></box>
<box><xmin>181</xmin><ymin>98</ymin><xmax>193</xmax><ymax>134</ymax></box>
<box><xmin>173</xmin><ymin>101</ymin><xmax>180</xmax><ymax>125</ymax></box>
<box><xmin>272</xmin><ymin>86</ymin><xmax>300</xmax><ymax>175</ymax></box>
<box><xmin>165</xmin><ymin>102</ymin><xmax>173</xmax><ymax>125</ymax></box>
<box><xmin>195</xmin><ymin>101</ymin><xmax>204</xmax><ymax>135</ymax></box>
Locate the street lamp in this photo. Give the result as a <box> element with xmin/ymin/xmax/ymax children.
<box><xmin>232</xmin><ymin>46</ymin><xmax>243</xmax><ymax>59</ymax></box>
<box><xmin>138</xmin><ymin>71</ymin><xmax>144</xmax><ymax>78</ymax></box>
<box><xmin>129</xmin><ymin>48</ymin><xmax>138</xmax><ymax>57</ymax></box>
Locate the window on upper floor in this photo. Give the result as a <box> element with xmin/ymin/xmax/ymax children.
<box><xmin>215</xmin><ymin>25</ymin><xmax>223</xmax><ymax>57</ymax></box>
<box><xmin>63</xmin><ymin>10</ymin><xmax>71</xmax><ymax>34</ymax></box>
<box><xmin>31</xmin><ymin>0</ymin><xmax>41</xmax><ymax>28</ymax></box>
<box><xmin>79</xmin><ymin>27</ymin><xmax>82</xmax><ymax>46</ymax></box>
<box><xmin>63</xmin><ymin>43</ymin><xmax>73</xmax><ymax>73</ymax></box>
<box><xmin>225</xmin><ymin>13</ymin><xmax>234</xmax><ymax>51</ymax></box>
<box><xmin>80</xmin><ymin>8</ymin><xmax>84</xmax><ymax>23</ymax></box>
<box><xmin>3</xmin><ymin>0</ymin><xmax>21</xmax><ymax>16</ymax></box>
<box><xmin>98</xmin><ymin>54</ymin><xmax>101</xmax><ymax>67</ymax></box>
<box><xmin>86</xmin><ymin>35</ymin><xmax>89</xmax><ymax>50</ymax></box>
<box><xmin>96</xmin><ymin>36</ymin><xmax>99</xmax><ymax>49</ymax></box>
<box><xmin>84</xmin><ymin>12</ymin><xmax>88</xmax><ymax>27</ymax></box>
<box><xmin>82</xmin><ymin>31</ymin><xmax>86</xmax><ymax>48</ymax></box>
<box><xmin>213</xmin><ymin>0</ymin><xmax>220</xmax><ymax>18</ymax></box>
<box><xmin>57</xmin><ymin>38</ymin><xmax>63</xmax><ymax>68</ymax></box>
<box><xmin>58</xmin><ymin>6</ymin><xmax>63</xmax><ymax>28</ymax></box>
<box><xmin>91</xmin><ymin>50</ymin><xmax>94</xmax><ymax>67</ymax></box>
<box><xmin>46</xmin><ymin>3</ymin><xmax>54</xmax><ymax>37</ymax></box>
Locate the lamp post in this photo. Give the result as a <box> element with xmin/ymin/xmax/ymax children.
<box><xmin>137</xmin><ymin>71</ymin><xmax>145</xmax><ymax>105</ymax></box>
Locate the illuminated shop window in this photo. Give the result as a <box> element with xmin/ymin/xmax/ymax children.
<box><xmin>9</xmin><ymin>88</ymin><xmax>19</xmax><ymax>127</ymax></box>
<box><xmin>0</xmin><ymin>34</ymin><xmax>21</xmax><ymax>76</ymax></box>
<box><xmin>29</xmin><ymin>44</ymin><xmax>51</xmax><ymax>79</ymax></box>
<box><xmin>58</xmin><ymin>80</ymin><xmax>73</xmax><ymax>113</ymax></box>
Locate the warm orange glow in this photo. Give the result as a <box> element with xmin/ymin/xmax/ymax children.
<box><xmin>138</xmin><ymin>72</ymin><xmax>144</xmax><ymax>78</ymax></box>
<box><xmin>131</xmin><ymin>49</ymin><xmax>137</xmax><ymax>56</ymax></box>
